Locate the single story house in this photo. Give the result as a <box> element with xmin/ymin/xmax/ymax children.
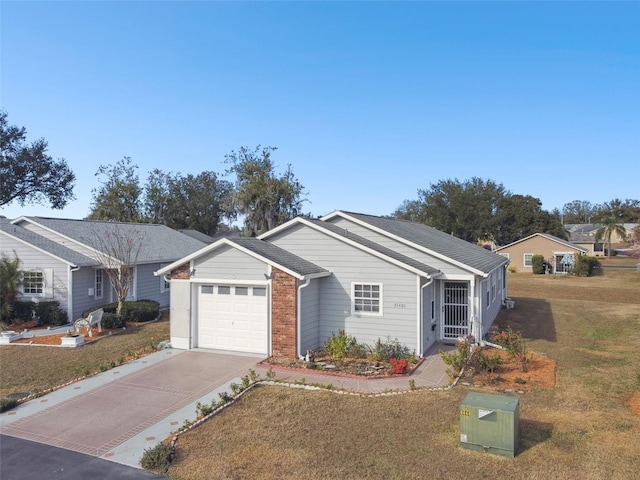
<box><xmin>155</xmin><ymin>211</ymin><xmax>509</xmax><ymax>359</ymax></box>
<box><xmin>569</xmin><ymin>232</ymin><xmax>604</xmax><ymax>257</ymax></box>
<box><xmin>0</xmin><ymin>217</ymin><xmax>206</xmax><ymax>321</ymax></box>
<box><xmin>495</xmin><ymin>233</ymin><xmax>588</xmax><ymax>274</ymax></box>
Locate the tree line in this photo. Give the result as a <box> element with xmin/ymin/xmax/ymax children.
<box><xmin>2</xmin><ymin>111</ymin><xmax>638</xmax><ymax>244</ymax></box>
<box><xmin>393</xmin><ymin>178</ymin><xmax>640</xmax><ymax>246</ymax></box>
<box><xmin>85</xmin><ymin>145</ymin><xmax>306</xmax><ymax>237</ymax></box>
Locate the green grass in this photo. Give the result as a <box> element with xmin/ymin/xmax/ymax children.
<box><xmin>167</xmin><ymin>270</ymin><xmax>640</xmax><ymax>480</ymax></box>
<box><xmin>0</xmin><ymin>313</ymin><xmax>169</xmax><ymax>398</ymax></box>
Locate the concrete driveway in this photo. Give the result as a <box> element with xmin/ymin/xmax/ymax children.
<box><xmin>0</xmin><ymin>349</ymin><xmax>262</xmax><ymax>469</ymax></box>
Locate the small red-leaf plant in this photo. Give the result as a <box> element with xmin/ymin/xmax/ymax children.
<box><xmin>390</xmin><ymin>357</ymin><xmax>408</xmax><ymax>374</ymax></box>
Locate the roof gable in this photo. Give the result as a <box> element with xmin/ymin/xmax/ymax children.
<box><xmin>496</xmin><ymin>233</ymin><xmax>587</xmax><ymax>253</ymax></box>
<box><xmin>321</xmin><ymin>211</ymin><xmax>508</xmax><ymax>275</ymax></box>
<box><xmin>260</xmin><ymin>216</ymin><xmax>441</xmax><ymax>278</ymax></box>
<box><xmin>13</xmin><ymin>217</ymin><xmax>206</xmax><ymax>264</ymax></box>
<box><xmin>155</xmin><ymin>237</ymin><xmax>329</xmax><ymax>280</ymax></box>
<box><xmin>1</xmin><ymin>219</ymin><xmax>98</xmax><ymax>267</ymax></box>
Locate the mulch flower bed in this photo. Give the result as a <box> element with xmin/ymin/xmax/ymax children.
<box><xmin>261</xmin><ymin>351</ymin><xmax>419</xmax><ymax>377</ymax></box>
<box><xmin>11</xmin><ymin>325</ymin><xmax>116</xmax><ymax>345</ymax></box>
<box><xmin>461</xmin><ymin>347</ymin><xmax>556</xmax><ymax>391</ymax></box>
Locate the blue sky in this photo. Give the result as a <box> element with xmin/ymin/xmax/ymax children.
<box><xmin>1</xmin><ymin>1</ymin><xmax>639</xmax><ymax>221</ymax></box>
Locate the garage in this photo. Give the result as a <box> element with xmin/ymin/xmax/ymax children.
<box><xmin>197</xmin><ymin>284</ymin><xmax>268</xmax><ymax>354</ymax></box>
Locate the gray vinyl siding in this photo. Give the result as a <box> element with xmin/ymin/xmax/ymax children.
<box><xmin>299</xmin><ymin>279</ymin><xmax>320</xmax><ymax>352</ymax></box>
<box><xmin>1</xmin><ymin>236</ymin><xmax>71</xmax><ymax>321</ymax></box>
<box><xmin>193</xmin><ymin>245</ymin><xmax>268</xmax><ymax>281</ymax></box>
<box><xmin>327</xmin><ymin>217</ymin><xmax>471</xmax><ymax>276</ymax></box>
<box><xmin>135</xmin><ymin>263</ymin><xmax>170</xmax><ymax>307</ymax></box>
<box><xmin>482</xmin><ymin>269</ymin><xmax>502</xmax><ymax>336</ymax></box>
<box><xmin>71</xmin><ymin>267</ymin><xmax>113</xmax><ymax>320</ymax></box>
<box><xmin>269</xmin><ymin>224</ymin><xmax>419</xmax><ymax>351</ymax></box>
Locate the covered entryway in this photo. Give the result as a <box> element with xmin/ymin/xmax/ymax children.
<box><xmin>442</xmin><ymin>281</ymin><xmax>469</xmax><ymax>341</ymax></box>
<box><xmin>197</xmin><ymin>284</ymin><xmax>268</xmax><ymax>354</ymax></box>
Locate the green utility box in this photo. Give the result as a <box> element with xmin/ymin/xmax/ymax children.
<box><xmin>459</xmin><ymin>392</ymin><xmax>520</xmax><ymax>457</ymax></box>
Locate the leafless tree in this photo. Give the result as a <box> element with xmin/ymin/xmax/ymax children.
<box><xmin>89</xmin><ymin>224</ymin><xmax>145</xmax><ymax>315</ymax></box>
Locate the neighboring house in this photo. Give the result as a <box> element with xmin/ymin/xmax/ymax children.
<box><xmin>569</xmin><ymin>232</ymin><xmax>604</xmax><ymax>257</ymax></box>
<box><xmin>0</xmin><ymin>217</ymin><xmax>206</xmax><ymax>321</ymax></box>
<box><xmin>565</xmin><ymin>223</ymin><xmax>639</xmax><ymax>245</ymax></box>
<box><xmin>156</xmin><ymin>211</ymin><xmax>509</xmax><ymax>359</ymax></box>
<box><xmin>495</xmin><ymin>233</ymin><xmax>587</xmax><ymax>274</ymax></box>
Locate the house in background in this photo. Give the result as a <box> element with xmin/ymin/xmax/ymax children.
<box><xmin>495</xmin><ymin>233</ymin><xmax>587</xmax><ymax>274</ymax></box>
<box><xmin>156</xmin><ymin>211</ymin><xmax>509</xmax><ymax>359</ymax></box>
<box><xmin>569</xmin><ymin>232</ymin><xmax>604</xmax><ymax>257</ymax></box>
<box><xmin>0</xmin><ymin>217</ymin><xmax>206</xmax><ymax>321</ymax></box>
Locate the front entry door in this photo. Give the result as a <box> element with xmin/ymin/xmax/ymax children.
<box><xmin>443</xmin><ymin>282</ymin><xmax>469</xmax><ymax>341</ymax></box>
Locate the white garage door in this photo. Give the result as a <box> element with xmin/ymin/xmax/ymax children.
<box><xmin>197</xmin><ymin>284</ymin><xmax>268</xmax><ymax>354</ymax></box>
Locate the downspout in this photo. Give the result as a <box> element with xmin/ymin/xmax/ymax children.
<box><xmin>419</xmin><ymin>276</ymin><xmax>435</xmax><ymax>357</ymax></box>
<box><xmin>68</xmin><ymin>265</ymin><xmax>80</xmax><ymax>322</ymax></box>
<box><xmin>297</xmin><ymin>278</ymin><xmax>311</xmax><ymax>359</ymax></box>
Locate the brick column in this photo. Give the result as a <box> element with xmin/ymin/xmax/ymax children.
<box><xmin>271</xmin><ymin>268</ymin><xmax>298</xmax><ymax>358</ymax></box>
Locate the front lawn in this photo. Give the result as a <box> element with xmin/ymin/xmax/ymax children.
<box><xmin>0</xmin><ymin>312</ymin><xmax>169</xmax><ymax>399</ymax></box>
<box><xmin>167</xmin><ymin>270</ymin><xmax>640</xmax><ymax>480</ymax></box>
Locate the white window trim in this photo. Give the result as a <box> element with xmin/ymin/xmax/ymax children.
<box><xmin>160</xmin><ymin>264</ymin><xmax>170</xmax><ymax>293</ymax></box>
<box><xmin>21</xmin><ymin>269</ymin><xmax>53</xmax><ymax>298</ymax></box>
<box><xmin>351</xmin><ymin>282</ymin><xmax>383</xmax><ymax>316</ymax></box>
<box><xmin>523</xmin><ymin>253</ymin><xmax>533</xmax><ymax>267</ymax></box>
<box><xmin>491</xmin><ymin>273</ymin><xmax>496</xmax><ymax>301</ymax></box>
<box><xmin>95</xmin><ymin>269</ymin><xmax>104</xmax><ymax>299</ymax></box>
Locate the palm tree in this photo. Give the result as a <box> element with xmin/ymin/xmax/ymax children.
<box><xmin>0</xmin><ymin>253</ymin><xmax>22</xmax><ymax>321</ymax></box>
<box><xmin>595</xmin><ymin>217</ymin><xmax>627</xmax><ymax>259</ymax></box>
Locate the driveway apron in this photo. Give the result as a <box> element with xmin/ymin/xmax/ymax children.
<box><xmin>0</xmin><ymin>349</ymin><xmax>262</xmax><ymax>468</ymax></box>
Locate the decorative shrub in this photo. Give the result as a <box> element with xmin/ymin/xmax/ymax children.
<box><xmin>125</xmin><ymin>300</ymin><xmax>160</xmax><ymax>322</ymax></box>
<box><xmin>0</xmin><ymin>396</ymin><xmax>18</xmax><ymax>413</ymax></box>
<box><xmin>101</xmin><ymin>313</ymin><xmax>125</xmax><ymax>329</ymax></box>
<box><xmin>140</xmin><ymin>442</ymin><xmax>172</xmax><ymax>473</ymax></box>
<box><xmin>35</xmin><ymin>301</ymin><xmax>68</xmax><ymax>326</ymax></box>
<box><xmin>507</xmin><ymin>264</ymin><xmax>518</xmax><ymax>273</ymax></box>
<box><xmin>440</xmin><ymin>340</ymin><xmax>472</xmax><ymax>378</ymax></box>
<box><xmin>83</xmin><ymin>300</ymin><xmax>159</xmax><ymax>324</ymax></box>
<box><xmin>324</xmin><ymin>330</ymin><xmax>359</xmax><ymax>359</ymax></box>
<box><xmin>479</xmin><ymin>351</ymin><xmax>504</xmax><ymax>373</ymax></box>
<box><xmin>12</xmin><ymin>301</ymin><xmax>36</xmax><ymax>321</ymax></box>
<box><xmin>572</xmin><ymin>255</ymin><xmax>600</xmax><ymax>277</ymax></box>
<box><xmin>369</xmin><ymin>336</ymin><xmax>415</xmax><ymax>362</ymax></box>
<box><xmin>531</xmin><ymin>254</ymin><xmax>545</xmax><ymax>274</ymax></box>
<box><xmin>494</xmin><ymin>327</ymin><xmax>529</xmax><ymax>372</ymax></box>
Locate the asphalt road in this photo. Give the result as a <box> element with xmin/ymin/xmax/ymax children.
<box><xmin>0</xmin><ymin>435</ymin><xmax>166</xmax><ymax>480</ymax></box>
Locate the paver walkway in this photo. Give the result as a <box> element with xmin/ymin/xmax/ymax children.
<box><xmin>0</xmin><ymin>343</ymin><xmax>453</xmax><ymax>470</ymax></box>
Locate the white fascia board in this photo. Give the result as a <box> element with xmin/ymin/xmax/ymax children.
<box><xmin>327</xmin><ymin>211</ymin><xmax>484</xmax><ymax>276</ymax></box>
<box><xmin>0</xmin><ymin>230</ymin><xmax>78</xmax><ymax>268</ymax></box>
<box><xmin>256</xmin><ymin>216</ymin><xmax>303</xmax><ymax>240</ymax></box>
<box><xmin>295</xmin><ymin>217</ymin><xmax>439</xmax><ymax>279</ymax></box>
<box><xmin>12</xmin><ymin>217</ymin><xmax>121</xmax><ymax>265</ymax></box>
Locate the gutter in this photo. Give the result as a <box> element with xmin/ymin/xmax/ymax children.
<box><xmin>297</xmin><ymin>278</ymin><xmax>311</xmax><ymax>359</ymax></box>
<box><xmin>419</xmin><ymin>276</ymin><xmax>435</xmax><ymax>356</ymax></box>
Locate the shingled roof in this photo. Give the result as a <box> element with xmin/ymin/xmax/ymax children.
<box><xmin>14</xmin><ymin>217</ymin><xmax>206</xmax><ymax>264</ymax></box>
<box><xmin>230</xmin><ymin>238</ymin><xmax>329</xmax><ymax>278</ymax></box>
<box><xmin>1</xmin><ymin>219</ymin><xmax>98</xmax><ymax>267</ymax></box>
<box><xmin>329</xmin><ymin>211</ymin><xmax>508</xmax><ymax>274</ymax></box>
